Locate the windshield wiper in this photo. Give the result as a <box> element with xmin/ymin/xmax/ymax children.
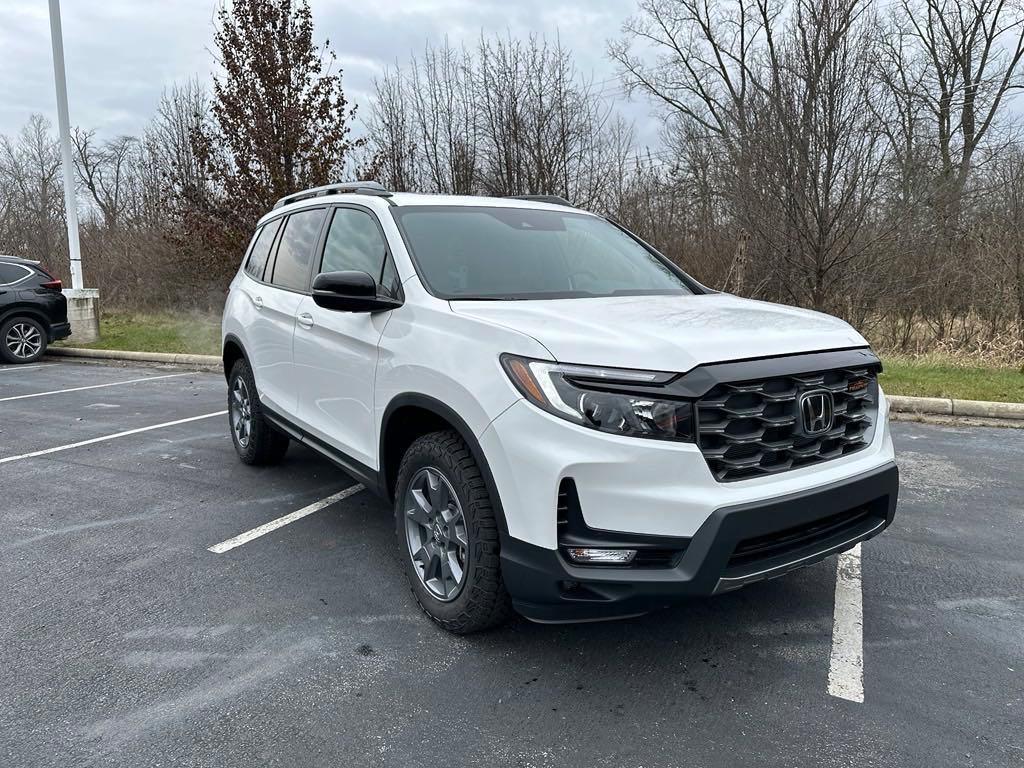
<box><xmin>448</xmin><ymin>295</ymin><xmax>517</xmax><ymax>301</ymax></box>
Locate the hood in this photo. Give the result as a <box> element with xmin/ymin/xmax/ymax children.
<box><xmin>449</xmin><ymin>293</ymin><xmax>868</xmax><ymax>372</ymax></box>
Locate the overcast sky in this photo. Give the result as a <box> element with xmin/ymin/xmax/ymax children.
<box><xmin>0</xmin><ymin>0</ymin><xmax>661</xmax><ymax>146</ymax></box>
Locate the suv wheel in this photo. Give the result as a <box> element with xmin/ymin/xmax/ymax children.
<box><xmin>1</xmin><ymin>317</ymin><xmax>47</xmax><ymax>364</ymax></box>
<box><xmin>227</xmin><ymin>358</ymin><xmax>290</xmax><ymax>465</ymax></box>
<box><xmin>395</xmin><ymin>431</ymin><xmax>514</xmax><ymax>634</ymax></box>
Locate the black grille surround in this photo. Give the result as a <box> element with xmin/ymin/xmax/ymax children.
<box><xmin>696</xmin><ymin>367</ymin><xmax>879</xmax><ymax>482</ymax></box>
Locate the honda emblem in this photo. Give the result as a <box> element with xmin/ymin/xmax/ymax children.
<box><xmin>799</xmin><ymin>390</ymin><xmax>834</xmax><ymax>435</ymax></box>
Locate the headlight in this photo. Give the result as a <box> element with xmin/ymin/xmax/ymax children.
<box><xmin>500</xmin><ymin>354</ymin><xmax>694</xmax><ymax>442</ymax></box>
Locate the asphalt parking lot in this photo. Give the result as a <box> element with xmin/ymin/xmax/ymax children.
<box><xmin>1</xmin><ymin>359</ymin><xmax>1021</xmax><ymax>767</ymax></box>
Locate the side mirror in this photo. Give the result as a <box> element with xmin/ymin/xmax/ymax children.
<box><xmin>311</xmin><ymin>271</ymin><xmax>401</xmax><ymax>313</ymax></box>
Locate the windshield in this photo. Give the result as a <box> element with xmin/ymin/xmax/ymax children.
<box><xmin>391</xmin><ymin>206</ymin><xmax>696</xmax><ymax>300</ymax></box>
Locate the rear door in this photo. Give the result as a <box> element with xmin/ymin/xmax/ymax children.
<box><xmin>247</xmin><ymin>207</ymin><xmax>327</xmax><ymax>415</ymax></box>
<box><xmin>293</xmin><ymin>204</ymin><xmax>400</xmax><ymax>469</ymax></box>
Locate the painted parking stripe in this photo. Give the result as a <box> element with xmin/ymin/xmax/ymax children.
<box><xmin>0</xmin><ymin>410</ymin><xmax>227</xmax><ymax>465</ymax></box>
<box><xmin>207</xmin><ymin>484</ymin><xmax>365</xmax><ymax>554</ymax></box>
<box><xmin>0</xmin><ymin>364</ymin><xmax>56</xmax><ymax>373</ymax></box>
<box><xmin>828</xmin><ymin>544</ymin><xmax>864</xmax><ymax>703</ymax></box>
<box><xmin>0</xmin><ymin>372</ymin><xmax>195</xmax><ymax>402</ymax></box>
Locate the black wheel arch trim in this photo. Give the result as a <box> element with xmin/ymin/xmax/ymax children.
<box><xmin>0</xmin><ymin>307</ymin><xmax>53</xmax><ymax>337</ymax></box>
<box><xmin>380</xmin><ymin>393</ymin><xmax>510</xmax><ymax>535</ymax></box>
<box><xmin>222</xmin><ymin>333</ymin><xmax>251</xmax><ymax>380</ymax></box>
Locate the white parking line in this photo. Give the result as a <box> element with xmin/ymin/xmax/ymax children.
<box><xmin>0</xmin><ymin>411</ymin><xmax>227</xmax><ymax>465</ymax></box>
<box><xmin>0</xmin><ymin>364</ymin><xmax>57</xmax><ymax>373</ymax></box>
<box><xmin>828</xmin><ymin>544</ymin><xmax>865</xmax><ymax>703</ymax></box>
<box><xmin>0</xmin><ymin>372</ymin><xmax>195</xmax><ymax>402</ymax></box>
<box><xmin>207</xmin><ymin>484</ymin><xmax>365</xmax><ymax>554</ymax></box>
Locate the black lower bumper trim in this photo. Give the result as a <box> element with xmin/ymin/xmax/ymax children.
<box><xmin>501</xmin><ymin>462</ymin><xmax>899</xmax><ymax>623</ymax></box>
<box><xmin>49</xmin><ymin>322</ymin><xmax>71</xmax><ymax>342</ymax></box>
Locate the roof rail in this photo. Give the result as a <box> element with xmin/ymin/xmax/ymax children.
<box><xmin>273</xmin><ymin>181</ymin><xmax>393</xmax><ymax>209</ymax></box>
<box><xmin>506</xmin><ymin>194</ymin><xmax>574</xmax><ymax>207</ymax></box>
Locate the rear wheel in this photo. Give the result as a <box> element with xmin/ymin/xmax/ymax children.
<box><xmin>395</xmin><ymin>430</ymin><xmax>513</xmax><ymax>633</ymax></box>
<box><xmin>0</xmin><ymin>317</ymin><xmax>47</xmax><ymax>364</ymax></box>
<box><xmin>228</xmin><ymin>358</ymin><xmax>290</xmax><ymax>465</ymax></box>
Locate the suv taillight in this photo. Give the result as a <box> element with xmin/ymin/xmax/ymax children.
<box><xmin>36</xmin><ymin>265</ymin><xmax>62</xmax><ymax>290</ymax></box>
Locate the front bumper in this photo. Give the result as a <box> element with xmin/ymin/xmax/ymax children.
<box><xmin>501</xmin><ymin>462</ymin><xmax>898</xmax><ymax>622</ymax></box>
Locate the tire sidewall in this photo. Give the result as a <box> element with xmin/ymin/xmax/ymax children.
<box><xmin>1</xmin><ymin>317</ymin><xmax>47</xmax><ymax>364</ymax></box>
<box><xmin>394</xmin><ymin>439</ymin><xmax>490</xmax><ymax>623</ymax></box>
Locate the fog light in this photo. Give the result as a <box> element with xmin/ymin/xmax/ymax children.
<box><xmin>565</xmin><ymin>547</ymin><xmax>637</xmax><ymax>564</ymax></box>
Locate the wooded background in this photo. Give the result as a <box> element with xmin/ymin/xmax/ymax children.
<box><xmin>2</xmin><ymin>0</ymin><xmax>1023</xmax><ymax>362</ymax></box>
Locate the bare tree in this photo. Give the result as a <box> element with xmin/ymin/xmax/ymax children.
<box><xmin>73</xmin><ymin>130</ymin><xmax>141</xmax><ymax>229</ymax></box>
<box><xmin>612</xmin><ymin>0</ymin><xmax>894</xmax><ymax>312</ymax></box>
<box><xmin>369</xmin><ymin>33</ymin><xmax>630</xmax><ymax>208</ymax></box>
<box><xmin>147</xmin><ymin>79</ymin><xmax>212</xmax><ymax>207</ymax></box>
<box><xmin>0</xmin><ymin>115</ymin><xmax>66</xmax><ymax>266</ymax></box>
<box><xmin>896</xmin><ymin>0</ymin><xmax>1024</xmax><ymax>231</ymax></box>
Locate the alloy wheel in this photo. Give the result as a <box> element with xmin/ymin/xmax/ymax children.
<box><xmin>403</xmin><ymin>467</ymin><xmax>469</xmax><ymax>601</ymax></box>
<box><xmin>230</xmin><ymin>376</ymin><xmax>253</xmax><ymax>448</ymax></box>
<box><xmin>5</xmin><ymin>322</ymin><xmax>42</xmax><ymax>360</ymax></box>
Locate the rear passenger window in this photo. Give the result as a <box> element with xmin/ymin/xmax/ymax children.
<box><xmin>244</xmin><ymin>219</ymin><xmax>282</xmax><ymax>281</ymax></box>
<box><xmin>270</xmin><ymin>208</ymin><xmax>327</xmax><ymax>292</ymax></box>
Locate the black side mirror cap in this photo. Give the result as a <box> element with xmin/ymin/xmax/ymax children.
<box><xmin>311</xmin><ymin>270</ymin><xmax>402</xmax><ymax>313</ymax></box>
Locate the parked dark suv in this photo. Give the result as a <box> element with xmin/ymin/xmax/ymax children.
<box><xmin>0</xmin><ymin>255</ymin><xmax>70</xmax><ymax>364</ymax></box>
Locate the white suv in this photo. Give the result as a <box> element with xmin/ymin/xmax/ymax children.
<box><xmin>222</xmin><ymin>182</ymin><xmax>899</xmax><ymax>633</ymax></box>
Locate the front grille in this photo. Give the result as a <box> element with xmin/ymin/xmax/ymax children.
<box><xmin>697</xmin><ymin>367</ymin><xmax>878</xmax><ymax>482</ymax></box>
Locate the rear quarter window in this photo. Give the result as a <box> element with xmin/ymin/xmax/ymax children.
<box><xmin>244</xmin><ymin>219</ymin><xmax>283</xmax><ymax>281</ymax></box>
<box><xmin>0</xmin><ymin>263</ymin><xmax>32</xmax><ymax>286</ymax></box>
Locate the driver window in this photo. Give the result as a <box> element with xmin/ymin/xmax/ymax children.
<box><xmin>321</xmin><ymin>208</ymin><xmax>389</xmax><ymax>281</ymax></box>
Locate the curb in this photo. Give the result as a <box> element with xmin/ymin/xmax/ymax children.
<box><xmin>48</xmin><ymin>347</ymin><xmax>221</xmax><ymax>370</ymax></box>
<box><xmin>887</xmin><ymin>394</ymin><xmax>1024</xmax><ymax>421</ymax></box>
<box><xmin>45</xmin><ymin>347</ymin><xmax>1024</xmax><ymax>421</ymax></box>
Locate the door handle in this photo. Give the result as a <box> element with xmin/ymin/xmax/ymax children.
<box><xmin>297</xmin><ymin>312</ymin><xmax>314</xmax><ymax>329</ymax></box>
<box><xmin>252</xmin><ymin>295</ymin><xmax>264</xmax><ymax>310</ymax></box>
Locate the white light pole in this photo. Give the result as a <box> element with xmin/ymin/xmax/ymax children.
<box><xmin>48</xmin><ymin>0</ymin><xmax>82</xmax><ymax>289</ymax></box>
<box><xmin>47</xmin><ymin>0</ymin><xmax>99</xmax><ymax>342</ymax></box>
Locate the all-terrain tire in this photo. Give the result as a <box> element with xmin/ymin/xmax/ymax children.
<box><xmin>394</xmin><ymin>430</ymin><xmax>514</xmax><ymax>633</ymax></box>
<box><xmin>227</xmin><ymin>358</ymin><xmax>290</xmax><ymax>465</ymax></box>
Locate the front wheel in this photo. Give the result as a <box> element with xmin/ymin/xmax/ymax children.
<box><xmin>227</xmin><ymin>358</ymin><xmax>290</xmax><ymax>465</ymax></box>
<box><xmin>1</xmin><ymin>317</ymin><xmax>47</xmax><ymax>364</ymax></box>
<box><xmin>394</xmin><ymin>431</ymin><xmax>513</xmax><ymax>634</ymax></box>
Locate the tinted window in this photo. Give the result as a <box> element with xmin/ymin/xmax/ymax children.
<box><xmin>245</xmin><ymin>219</ymin><xmax>282</xmax><ymax>280</ymax></box>
<box><xmin>270</xmin><ymin>208</ymin><xmax>326</xmax><ymax>291</ymax></box>
<box><xmin>0</xmin><ymin>263</ymin><xmax>32</xmax><ymax>285</ymax></box>
<box><xmin>391</xmin><ymin>206</ymin><xmax>695</xmax><ymax>300</ymax></box>
<box><xmin>321</xmin><ymin>208</ymin><xmax>388</xmax><ymax>277</ymax></box>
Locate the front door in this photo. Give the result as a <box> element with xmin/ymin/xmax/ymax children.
<box><xmin>293</xmin><ymin>205</ymin><xmax>400</xmax><ymax>470</ymax></box>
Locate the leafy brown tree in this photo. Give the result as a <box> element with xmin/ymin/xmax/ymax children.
<box><xmin>193</xmin><ymin>0</ymin><xmax>362</xmax><ymax>278</ymax></box>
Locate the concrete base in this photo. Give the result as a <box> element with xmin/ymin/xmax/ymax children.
<box><xmin>62</xmin><ymin>288</ymin><xmax>100</xmax><ymax>344</ymax></box>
